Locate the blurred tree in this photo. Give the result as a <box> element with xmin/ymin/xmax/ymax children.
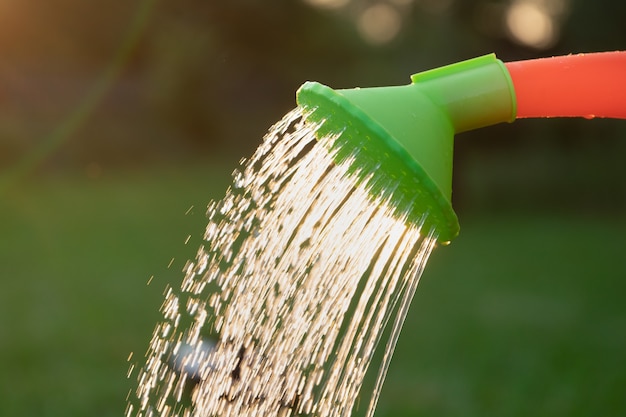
<box><xmin>0</xmin><ymin>0</ymin><xmax>624</xmax><ymax>211</ymax></box>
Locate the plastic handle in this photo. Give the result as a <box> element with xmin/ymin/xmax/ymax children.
<box><xmin>505</xmin><ymin>51</ymin><xmax>626</xmax><ymax>119</ymax></box>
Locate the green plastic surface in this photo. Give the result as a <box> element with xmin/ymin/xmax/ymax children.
<box><xmin>296</xmin><ymin>54</ymin><xmax>516</xmax><ymax>242</ymax></box>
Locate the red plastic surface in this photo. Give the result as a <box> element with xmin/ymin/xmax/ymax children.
<box><xmin>505</xmin><ymin>51</ymin><xmax>626</xmax><ymax>119</ymax></box>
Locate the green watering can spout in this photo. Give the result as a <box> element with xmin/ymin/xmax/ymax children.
<box><xmin>296</xmin><ymin>54</ymin><xmax>517</xmax><ymax>243</ymax></box>
<box><xmin>296</xmin><ymin>51</ymin><xmax>625</xmax><ymax>243</ymax></box>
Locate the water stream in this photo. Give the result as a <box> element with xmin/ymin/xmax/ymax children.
<box><xmin>126</xmin><ymin>108</ymin><xmax>439</xmax><ymax>417</ymax></box>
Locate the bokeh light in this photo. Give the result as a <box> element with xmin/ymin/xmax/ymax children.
<box><xmin>302</xmin><ymin>0</ymin><xmax>351</xmax><ymax>10</ymax></box>
<box><xmin>357</xmin><ymin>3</ymin><xmax>403</xmax><ymax>45</ymax></box>
<box><xmin>505</xmin><ymin>0</ymin><xmax>568</xmax><ymax>49</ymax></box>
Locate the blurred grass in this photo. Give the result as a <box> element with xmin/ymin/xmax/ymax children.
<box><xmin>381</xmin><ymin>213</ymin><xmax>626</xmax><ymax>417</ymax></box>
<box><xmin>2</xmin><ymin>161</ymin><xmax>626</xmax><ymax>416</ymax></box>
<box><xmin>0</xmin><ymin>160</ymin><xmax>231</xmax><ymax>416</ymax></box>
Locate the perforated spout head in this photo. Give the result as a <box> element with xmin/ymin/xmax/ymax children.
<box><xmin>296</xmin><ymin>54</ymin><xmax>517</xmax><ymax>243</ymax></box>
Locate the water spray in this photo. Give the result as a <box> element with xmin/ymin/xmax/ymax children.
<box><xmin>296</xmin><ymin>51</ymin><xmax>626</xmax><ymax>243</ymax></box>
<box><xmin>129</xmin><ymin>51</ymin><xmax>625</xmax><ymax>417</ymax></box>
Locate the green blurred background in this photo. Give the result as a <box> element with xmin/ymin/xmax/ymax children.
<box><xmin>1</xmin><ymin>0</ymin><xmax>625</xmax><ymax>415</ymax></box>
